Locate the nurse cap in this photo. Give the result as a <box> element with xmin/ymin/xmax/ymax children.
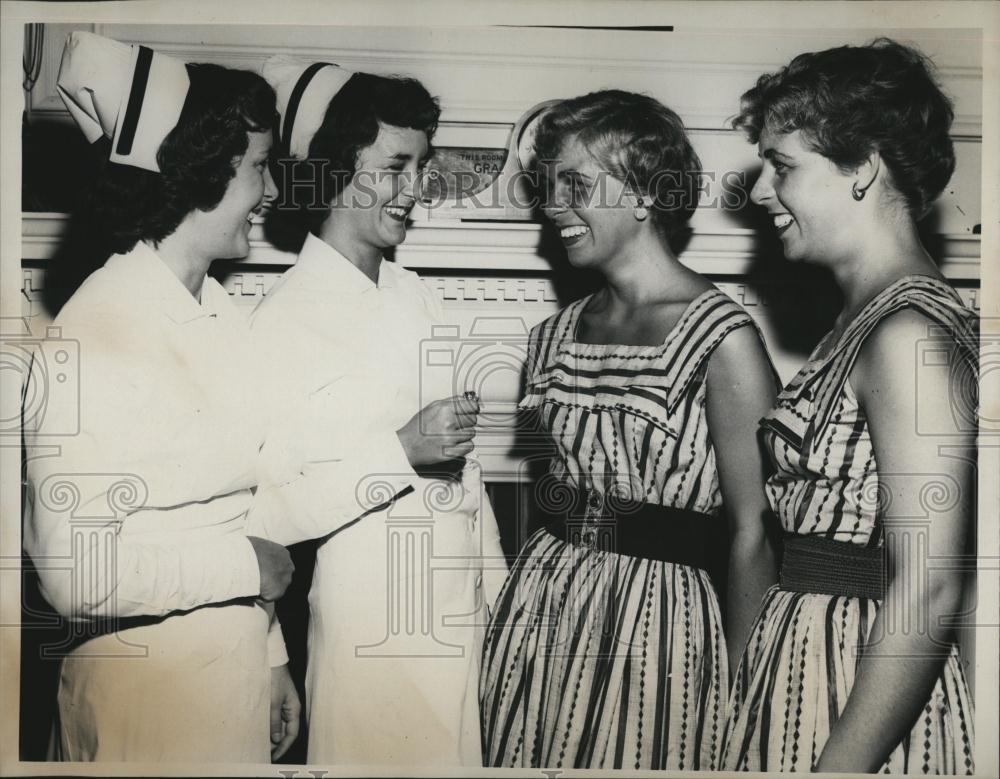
<box><xmin>56</xmin><ymin>31</ymin><xmax>190</xmax><ymax>173</ymax></box>
<box><xmin>262</xmin><ymin>55</ymin><xmax>354</xmax><ymax>160</ymax></box>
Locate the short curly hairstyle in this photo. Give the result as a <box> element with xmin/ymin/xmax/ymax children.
<box><xmin>532</xmin><ymin>89</ymin><xmax>702</xmax><ymax>238</ymax></box>
<box><xmin>91</xmin><ymin>63</ymin><xmax>276</xmax><ymax>254</ymax></box>
<box><xmin>732</xmin><ymin>38</ymin><xmax>955</xmax><ymax>219</ymax></box>
<box><xmin>292</xmin><ymin>72</ymin><xmax>439</xmax><ymax>228</ymax></box>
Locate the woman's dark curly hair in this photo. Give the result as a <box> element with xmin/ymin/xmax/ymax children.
<box><xmin>91</xmin><ymin>63</ymin><xmax>276</xmax><ymax>254</ymax></box>
<box><xmin>532</xmin><ymin>89</ymin><xmax>702</xmax><ymax>239</ymax></box>
<box><xmin>733</xmin><ymin>38</ymin><xmax>955</xmax><ymax>219</ymax></box>
<box><xmin>293</xmin><ymin>72</ymin><xmax>439</xmax><ymax>229</ymax></box>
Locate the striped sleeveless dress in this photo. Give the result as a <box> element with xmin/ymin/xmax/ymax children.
<box><xmin>721</xmin><ymin>276</ymin><xmax>977</xmax><ymax>773</ymax></box>
<box><xmin>480</xmin><ymin>288</ymin><xmax>758</xmax><ymax>769</ymax></box>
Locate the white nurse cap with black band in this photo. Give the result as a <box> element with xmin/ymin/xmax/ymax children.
<box><xmin>57</xmin><ymin>31</ymin><xmax>190</xmax><ymax>173</ymax></box>
<box><xmin>262</xmin><ymin>55</ymin><xmax>354</xmax><ymax>160</ymax></box>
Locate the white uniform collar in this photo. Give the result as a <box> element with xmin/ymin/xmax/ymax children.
<box><xmin>296</xmin><ymin>232</ymin><xmax>401</xmax><ymax>294</ymax></box>
<box><xmin>104</xmin><ymin>241</ymin><xmax>231</xmax><ymax>324</ymax></box>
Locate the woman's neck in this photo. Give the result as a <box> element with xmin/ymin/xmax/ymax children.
<box><xmin>146</xmin><ymin>231</ymin><xmax>213</xmax><ymax>301</ymax></box>
<box><xmin>599</xmin><ymin>232</ymin><xmax>699</xmax><ymax>308</ymax></box>
<box><xmin>829</xmin><ymin>216</ymin><xmax>941</xmax><ymax>324</ymax></box>
<box><xmin>316</xmin><ymin>217</ymin><xmax>382</xmax><ymax>285</ymax></box>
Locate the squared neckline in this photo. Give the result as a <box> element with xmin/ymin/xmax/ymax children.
<box><xmin>567</xmin><ymin>287</ymin><xmax>723</xmax><ymax>351</ymax></box>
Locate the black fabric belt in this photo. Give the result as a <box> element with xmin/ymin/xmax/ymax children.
<box><xmin>538</xmin><ymin>482</ymin><xmax>724</xmax><ymax>572</ymax></box>
<box><xmin>780</xmin><ymin>534</ymin><xmax>886</xmax><ymax>600</ymax></box>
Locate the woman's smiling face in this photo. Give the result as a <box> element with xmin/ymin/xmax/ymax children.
<box><xmin>750</xmin><ymin>126</ymin><xmax>859</xmax><ymax>266</ymax></box>
<box><xmin>541</xmin><ymin>134</ymin><xmax>642</xmax><ymax>271</ymax></box>
<box><xmin>196</xmin><ymin>129</ymin><xmax>276</xmax><ymax>261</ymax></box>
<box><xmin>335</xmin><ymin>122</ymin><xmax>429</xmax><ymax>252</ymax></box>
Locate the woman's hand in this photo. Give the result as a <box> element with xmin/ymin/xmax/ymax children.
<box><xmin>396</xmin><ymin>395</ymin><xmax>480</xmax><ymax>467</ymax></box>
<box><xmin>248</xmin><ymin>536</ymin><xmax>294</xmax><ymax>601</ymax></box>
<box><xmin>269</xmin><ymin>664</ymin><xmax>301</xmax><ymax>761</ymax></box>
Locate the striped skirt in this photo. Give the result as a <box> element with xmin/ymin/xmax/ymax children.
<box><xmin>721</xmin><ymin>587</ymin><xmax>975</xmax><ymax>773</ymax></box>
<box><xmin>480</xmin><ymin>527</ymin><xmax>727</xmax><ymax>769</ymax></box>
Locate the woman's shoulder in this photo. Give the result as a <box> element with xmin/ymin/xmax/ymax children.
<box><xmin>832</xmin><ymin>275</ymin><xmax>975</xmax><ymax>370</ymax></box>
<box><xmin>659</xmin><ymin>287</ymin><xmax>774</xmax><ymax>410</ymax></box>
<box><xmin>852</xmin><ymin>306</ymin><xmax>930</xmax><ymax>372</ymax></box>
<box><xmin>688</xmin><ymin>285</ymin><xmax>754</xmax><ymax>320</ymax></box>
<box><xmin>664</xmin><ymin>286</ymin><xmax>758</xmax><ymax>353</ymax></box>
<box><xmin>528</xmin><ymin>295</ymin><xmax>590</xmax><ymax>344</ymax></box>
<box><xmin>53</xmin><ymin>262</ymin><xmax>135</xmax><ymax>332</ymax></box>
<box><xmin>801</xmin><ymin>275</ymin><xmax>975</xmax><ymax>444</ymax></box>
<box><xmin>850</xmin><ymin>303</ymin><xmax>978</xmax><ymax>448</ymax></box>
<box><xmin>642</xmin><ymin>279</ymin><xmax>750</xmax><ymax>326</ymax></box>
<box><xmin>853</xmin><ymin>303</ymin><xmax>975</xmax><ymax>390</ymax></box>
<box><xmin>852</xmin><ymin>275</ymin><xmax>971</xmax><ymax>333</ymax></box>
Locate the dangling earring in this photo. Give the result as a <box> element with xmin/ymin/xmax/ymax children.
<box><xmin>852</xmin><ymin>158</ymin><xmax>879</xmax><ymax>202</ymax></box>
<box><xmin>633</xmin><ymin>204</ymin><xmax>648</xmax><ymax>221</ymax></box>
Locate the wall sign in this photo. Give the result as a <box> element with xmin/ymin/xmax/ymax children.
<box><xmin>420</xmin><ymin>100</ymin><xmax>558</xmax><ymax>222</ymax></box>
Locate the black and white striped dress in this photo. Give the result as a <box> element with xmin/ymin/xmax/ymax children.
<box><xmin>722</xmin><ymin>276</ymin><xmax>977</xmax><ymax>773</ymax></box>
<box><xmin>480</xmin><ymin>289</ymin><xmax>757</xmax><ymax>769</ymax></box>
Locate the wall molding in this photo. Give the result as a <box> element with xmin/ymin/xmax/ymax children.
<box><xmin>21</xmin><ymin>212</ymin><xmax>983</xmax><ymax>281</ymax></box>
